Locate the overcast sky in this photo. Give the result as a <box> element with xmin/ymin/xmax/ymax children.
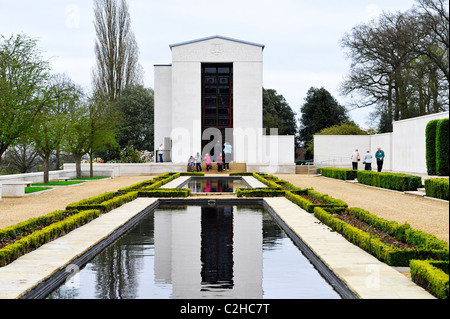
<box><xmin>0</xmin><ymin>0</ymin><xmax>418</xmax><ymax>128</ymax></box>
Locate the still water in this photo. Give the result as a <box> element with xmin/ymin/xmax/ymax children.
<box><xmin>48</xmin><ymin>205</ymin><xmax>340</xmax><ymax>299</ymax></box>
<box><xmin>180</xmin><ymin>177</ymin><xmax>248</xmax><ymax>193</ymax></box>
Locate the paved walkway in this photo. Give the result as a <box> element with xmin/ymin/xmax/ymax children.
<box><xmin>264</xmin><ymin>197</ymin><xmax>434</xmax><ymax>299</ymax></box>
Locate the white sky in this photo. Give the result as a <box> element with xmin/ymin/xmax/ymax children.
<box><xmin>0</xmin><ymin>0</ymin><xmax>418</xmax><ymax>129</ymax></box>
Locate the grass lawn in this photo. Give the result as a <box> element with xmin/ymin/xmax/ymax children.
<box><xmin>70</xmin><ymin>177</ymin><xmax>109</xmax><ymax>180</ymax></box>
<box><xmin>25</xmin><ymin>186</ymin><xmax>53</xmax><ymax>194</ymax></box>
<box><xmin>32</xmin><ymin>181</ymin><xmax>86</xmax><ymax>186</ymax></box>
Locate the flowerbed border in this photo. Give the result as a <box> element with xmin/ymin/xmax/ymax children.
<box><xmin>0</xmin><ymin>172</ymin><xmax>198</xmax><ymax>267</ymax></box>
<box><xmin>313</xmin><ymin>206</ymin><xmax>449</xmax><ymax>266</ymax></box>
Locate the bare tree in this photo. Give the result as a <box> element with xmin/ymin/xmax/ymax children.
<box><xmin>92</xmin><ymin>0</ymin><xmax>143</xmax><ymax>102</ymax></box>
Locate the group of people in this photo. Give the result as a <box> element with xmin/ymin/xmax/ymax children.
<box><xmin>188</xmin><ymin>141</ymin><xmax>232</xmax><ymax>172</ymax></box>
<box><xmin>351</xmin><ymin>147</ymin><xmax>385</xmax><ymax>172</ymax></box>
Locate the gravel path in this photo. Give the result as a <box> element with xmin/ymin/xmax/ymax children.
<box><xmin>0</xmin><ymin>176</ymin><xmax>154</xmax><ymax>229</ymax></box>
<box><xmin>275</xmin><ymin>174</ymin><xmax>449</xmax><ymax>244</ymax></box>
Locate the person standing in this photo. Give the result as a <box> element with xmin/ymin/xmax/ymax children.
<box><xmin>375</xmin><ymin>147</ymin><xmax>385</xmax><ymax>172</ymax></box>
<box><xmin>158</xmin><ymin>144</ymin><xmax>164</xmax><ymax>163</ymax></box>
<box><xmin>363</xmin><ymin>150</ymin><xmax>372</xmax><ymax>171</ymax></box>
<box><xmin>223</xmin><ymin>142</ymin><xmax>232</xmax><ymax>172</ymax></box>
<box><xmin>351</xmin><ymin>148</ymin><xmax>360</xmax><ymax>170</ymax></box>
<box><xmin>204</xmin><ymin>153</ymin><xmax>212</xmax><ymax>172</ymax></box>
<box><xmin>195</xmin><ymin>152</ymin><xmax>202</xmax><ymax>172</ymax></box>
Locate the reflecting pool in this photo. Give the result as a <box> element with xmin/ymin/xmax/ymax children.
<box><xmin>179</xmin><ymin>177</ymin><xmax>248</xmax><ymax>193</ymax></box>
<box><xmin>47</xmin><ymin>205</ymin><xmax>340</xmax><ymax>299</ymax></box>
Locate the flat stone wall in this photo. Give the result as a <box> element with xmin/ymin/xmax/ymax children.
<box><xmin>314</xmin><ymin>111</ymin><xmax>449</xmax><ymax>174</ymax></box>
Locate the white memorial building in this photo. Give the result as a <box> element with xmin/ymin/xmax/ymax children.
<box><xmin>154</xmin><ymin>35</ymin><xmax>295</xmax><ymax>173</ymax></box>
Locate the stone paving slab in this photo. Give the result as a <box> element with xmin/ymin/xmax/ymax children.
<box><xmin>0</xmin><ymin>198</ymin><xmax>157</xmax><ymax>299</ymax></box>
<box><xmin>263</xmin><ymin>197</ymin><xmax>435</xmax><ymax>299</ymax></box>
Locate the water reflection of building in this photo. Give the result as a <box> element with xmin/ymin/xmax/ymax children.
<box><xmin>154</xmin><ymin>206</ymin><xmax>262</xmax><ymax>298</ymax></box>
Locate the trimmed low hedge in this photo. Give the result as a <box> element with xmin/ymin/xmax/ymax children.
<box><xmin>356</xmin><ymin>170</ymin><xmax>422</xmax><ymax>191</ymax></box>
<box><xmin>66</xmin><ymin>191</ymin><xmax>139</xmax><ymax>212</ymax></box>
<box><xmin>314</xmin><ymin>207</ymin><xmax>449</xmax><ymax>266</ymax></box>
<box><xmin>252</xmin><ymin>173</ymin><xmax>283</xmax><ymax>189</ymax></box>
<box><xmin>0</xmin><ymin>209</ymin><xmax>101</xmax><ymax>266</ymax></box>
<box><xmin>236</xmin><ymin>188</ymin><xmax>286</xmax><ymax>197</ymax></box>
<box><xmin>229</xmin><ymin>172</ymin><xmax>254</xmax><ymax>176</ymax></box>
<box><xmin>410</xmin><ymin>260</ymin><xmax>449</xmax><ymax>299</ymax></box>
<box><xmin>138</xmin><ymin>189</ymin><xmax>190</xmax><ymax>197</ymax></box>
<box><xmin>285</xmin><ymin>190</ymin><xmax>348</xmax><ymax>213</ymax></box>
<box><xmin>141</xmin><ymin>172</ymin><xmax>181</xmax><ymax>190</ymax></box>
<box><xmin>425</xmin><ymin>178</ymin><xmax>449</xmax><ymax>200</ymax></box>
<box><xmin>321</xmin><ymin>167</ymin><xmax>357</xmax><ymax>180</ymax></box>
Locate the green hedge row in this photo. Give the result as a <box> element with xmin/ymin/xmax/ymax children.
<box><xmin>66</xmin><ymin>191</ymin><xmax>139</xmax><ymax>212</ymax></box>
<box><xmin>236</xmin><ymin>188</ymin><xmax>286</xmax><ymax>197</ymax></box>
<box><xmin>138</xmin><ymin>189</ymin><xmax>190</xmax><ymax>197</ymax></box>
<box><xmin>321</xmin><ymin>167</ymin><xmax>357</xmax><ymax>180</ymax></box>
<box><xmin>116</xmin><ymin>172</ymin><xmax>175</xmax><ymax>193</ymax></box>
<box><xmin>425</xmin><ymin>178</ymin><xmax>449</xmax><ymax>200</ymax></box>
<box><xmin>426</xmin><ymin>118</ymin><xmax>449</xmax><ymax>176</ymax></box>
<box><xmin>0</xmin><ymin>210</ymin><xmax>77</xmax><ymax>241</ymax></box>
<box><xmin>0</xmin><ymin>172</ymin><xmax>196</xmax><ymax>267</ymax></box>
<box><xmin>251</xmin><ymin>173</ymin><xmax>283</xmax><ymax>189</ymax></box>
<box><xmin>0</xmin><ymin>209</ymin><xmax>100</xmax><ymax>266</ymax></box>
<box><xmin>285</xmin><ymin>190</ymin><xmax>348</xmax><ymax>214</ymax></box>
<box><xmin>356</xmin><ymin>170</ymin><xmax>422</xmax><ymax>191</ymax></box>
<box><xmin>410</xmin><ymin>260</ymin><xmax>449</xmax><ymax>299</ymax></box>
<box><xmin>314</xmin><ymin>207</ymin><xmax>449</xmax><ymax>266</ymax></box>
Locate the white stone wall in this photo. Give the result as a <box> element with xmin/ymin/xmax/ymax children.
<box><xmin>155</xmin><ymin>36</ymin><xmax>283</xmax><ymax>164</ymax></box>
<box><xmin>392</xmin><ymin>112</ymin><xmax>448</xmax><ymax>174</ymax></box>
<box><xmin>314</xmin><ymin>111</ymin><xmax>449</xmax><ymax>174</ymax></box>
<box><xmin>154</xmin><ymin>65</ymin><xmax>172</xmax><ymax>157</ymax></box>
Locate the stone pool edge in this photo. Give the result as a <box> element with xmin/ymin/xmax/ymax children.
<box><xmin>0</xmin><ymin>195</ymin><xmax>435</xmax><ymax>299</ymax></box>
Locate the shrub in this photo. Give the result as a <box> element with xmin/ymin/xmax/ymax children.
<box><xmin>252</xmin><ymin>173</ymin><xmax>283</xmax><ymax>189</ymax></box>
<box><xmin>66</xmin><ymin>192</ymin><xmax>117</xmax><ymax>210</ymax></box>
<box><xmin>229</xmin><ymin>172</ymin><xmax>254</xmax><ymax>176</ymax></box>
<box><xmin>66</xmin><ymin>192</ymin><xmax>139</xmax><ymax>212</ymax></box>
<box><xmin>436</xmin><ymin>118</ymin><xmax>449</xmax><ymax>176</ymax></box>
<box><xmin>426</xmin><ymin>119</ymin><xmax>439</xmax><ymax>175</ymax></box>
<box><xmin>356</xmin><ymin>170</ymin><xmax>422</xmax><ymax>191</ymax></box>
<box><xmin>314</xmin><ymin>207</ymin><xmax>449</xmax><ymax>266</ymax></box>
<box><xmin>410</xmin><ymin>260</ymin><xmax>449</xmax><ymax>299</ymax></box>
<box><xmin>0</xmin><ymin>209</ymin><xmax>100</xmax><ymax>266</ymax></box>
<box><xmin>425</xmin><ymin>178</ymin><xmax>449</xmax><ymax>200</ymax></box>
<box><xmin>285</xmin><ymin>190</ymin><xmax>348</xmax><ymax>213</ymax></box>
<box><xmin>236</xmin><ymin>188</ymin><xmax>285</xmax><ymax>197</ymax></box>
<box><xmin>138</xmin><ymin>189</ymin><xmax>190</xmax><ymax>197</ymax></box>
<box><xmin>321</xmin><ymin>167</ymin><xmax>357</xmax><ymax>180</ymax></box>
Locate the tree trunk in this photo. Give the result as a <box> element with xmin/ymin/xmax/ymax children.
<box><xmin>43</xmin><ymin>154</ymin><xmax>50</xmax><ymax>184</ymax></box>
<box><xmin>74</xmin><ymin>155</ymin><xmax>82</xmax><ymax>179</ymax></box>
<box><xmin>89</xmin><ymin>150</ymin><xmax>94</xmax><ymax>178</ymax></box>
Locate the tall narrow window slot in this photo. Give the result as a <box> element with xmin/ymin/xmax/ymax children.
<box><xmin>201</xmin><ymin>63</ymin><xmax>233</xmax><ymax>156</ymax></box>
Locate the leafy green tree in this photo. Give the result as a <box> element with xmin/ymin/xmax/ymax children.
<box><xmin>114</xmin><ymin>85</ymin><xmax>154</xmax><ymax>152</ymax></box>
<box><xmin>86</xmin><ymin>92</ymin><xmax>120</xmax><ymax>176</ymax></box>
<box><xmin>0</xmin><ymin>34</ymin><xmax>52</xmax><ymax>168</ymax></box>
<box><xmin>63</xmin><ymin>102</ymin><xmax>91</xmax><ymax>178</ymax></box>
<box><xmin>32</xmin><ymin>74</ymin><xmax>83</xmax><ymax>183</ymax></box>
<box><xmin>298</xmin><ymin>87</ymin><xmax>349</xmax><ymax>147</ymax></box>
<box><xmin>263</xmin><ymin>88</ymin><xmax>297</xmax><ymax>137</ymax></box>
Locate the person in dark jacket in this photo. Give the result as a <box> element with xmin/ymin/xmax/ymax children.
<box><xmin>375</xmin><ymin>147</ymin><xmax>385</xmax><ymax>172</ymax></box>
